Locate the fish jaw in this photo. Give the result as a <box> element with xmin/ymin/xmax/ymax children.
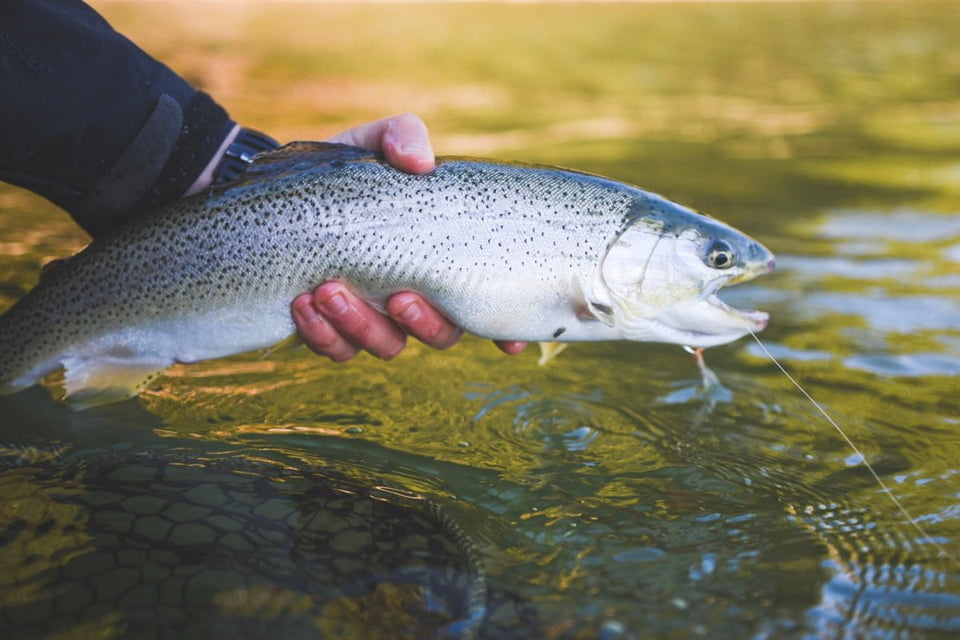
<box><xmin>637</xmin><ymin>255</ymin><xmax>774</xmax><ymax>347</ymax></box>
<box><xmin>644</xmin><ymin>295</ymin><xmax>769</xmax><ymax>348</ymax></box>
<box><xmin>706</xmin><ymin>292</ymin><xmax>770</xmax><ymax>333</ymax></box>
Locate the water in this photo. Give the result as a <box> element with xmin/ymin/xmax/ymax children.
<box><xmin>1</xmin><ymin>1</ymin><xmax>959</xmax><ymax>637</ymax></box>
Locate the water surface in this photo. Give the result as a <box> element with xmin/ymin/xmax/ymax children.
<box><xmin>1</xmin><ymin>1</ymin><xmax>959</xmax><ymax>637</ymax></box>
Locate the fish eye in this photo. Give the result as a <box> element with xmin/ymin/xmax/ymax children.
<box><xmin>707</xmin><ymin>241</ymin><xmax>735</xmax><ymax>270</ymax></box>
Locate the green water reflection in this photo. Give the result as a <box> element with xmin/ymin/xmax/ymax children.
<box><xmin>1</xmin><ymin>1</ymin><xmax>959</xmax><ymax>638</ymax></box>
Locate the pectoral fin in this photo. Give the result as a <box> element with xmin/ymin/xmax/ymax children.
<box><xmin>585</xmin><ymin>300</ymin><xmax>615</xmax><ymax>327</ymax></box>
<box><xmin>537</xmin><ymin>342</ymin><xmax>568</xmax><ymax>366</ymax></box>
<box><xmin>60</xmin><ymin>353</ymin><xmax>172</xmax><ymax>410</ymax></box>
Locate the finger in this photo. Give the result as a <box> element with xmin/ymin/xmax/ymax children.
<box><xmin>310</xmin><ymin>283</ymin><xmax>407</xmax><ymax>360</ymax></box>
<box><xmin>387</xmin><ymin>292</ymin><xmax>462</xmax><ymax>350</ymax></box>
<box><xmin>327</xmin><ymin>113</ymin><xmax>435</xmax><ymax>174</ymax></box>
<box><xmin>291</xmin><ymin>292</ymin><xmax>360</xmax><ymax>362</ymax></box>
<box><xmin>380</xmin><ymin>114</ymin><xmax>436</xmax><ymax>174</ymax></box>
<box><xmin>495</xmin><ymin>340</ymin><xmax>528</xmax><ymax>355</ymax></box>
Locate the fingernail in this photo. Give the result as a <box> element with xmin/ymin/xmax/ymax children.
<box><xmin>400</xmin><ymin>142</ymin><xmax>430</xmax><ymax>155</ymax></box>
<box><xmin>321</xmin><ymin>292</ymin><xmax>349</xmax><ymax>316</ymax></box>
<box><xmin>398</xmin><ymin>300</ymin><xmax>422</xmax><ymax>323</ymax></box>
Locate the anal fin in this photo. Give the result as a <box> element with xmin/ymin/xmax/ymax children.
<box><xmin>60</xmin><ymin>353</ymin><xmax>172</xmax><ymax>410</ymax></box>
<box><xmin>259</xmin><ymin>333</ymin><xmax>303</xmax><ymax>359</ymax></box>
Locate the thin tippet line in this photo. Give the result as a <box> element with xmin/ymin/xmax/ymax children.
<box><xmin>744</xmin><ymin>327</ymin><xmax>960</xmax><ymax>569</ymax></box>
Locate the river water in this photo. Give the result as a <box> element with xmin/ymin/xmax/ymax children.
<box><xmin>1</xmin><ymin>1</ymin><xmax>958</xmax><ymax>638</ymax></box>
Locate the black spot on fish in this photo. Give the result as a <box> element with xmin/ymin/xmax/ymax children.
<box><xmin>553</xmin><ymin>327</ymin><xmax>566</xmax><ymax>338</ymax></box>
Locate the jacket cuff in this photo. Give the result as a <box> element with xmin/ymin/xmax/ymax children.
<box><xmin>72</xmin><ymin>91</ymin><xmax>234</xmax><ymax>237</ymax></box>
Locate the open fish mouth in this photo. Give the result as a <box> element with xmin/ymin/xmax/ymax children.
<box><xmin>619</xmin><ymin>253</ymin><xmax>774</xmax><ymax>347</ymax></box>
<box><xmin>631</xmin><ymin>283</ymin><xmax>771</xmax><ymax>348</ymax></box>
<box><xmin>704</xmin><ymin>255</ymin><xmax>775</xmax><ymax>332</ymax></box>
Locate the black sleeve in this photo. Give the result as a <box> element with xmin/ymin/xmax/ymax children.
<box><xmin>0</xmin><ymin>0</ymin><xmax>236</xmax><ymax>237</ymax></box>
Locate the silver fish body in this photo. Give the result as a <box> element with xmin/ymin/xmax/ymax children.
<box><xmin>0</xmin><ymin>142</ymin><xmax>774</xmax><ymax>407</ymax></box>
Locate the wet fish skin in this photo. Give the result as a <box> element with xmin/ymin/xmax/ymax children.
<box><xmin>0</xmin><ymin>142</ymin><xmax>773</xmax><ymax>407</ymax></box>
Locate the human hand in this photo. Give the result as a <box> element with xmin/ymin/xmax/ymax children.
<box><xmin>291</xmin><ymin>113</ymin><xmax>527</xmax><ymax>361</ymax></box>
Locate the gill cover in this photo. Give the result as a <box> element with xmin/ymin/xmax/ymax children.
<box><xmin>592</xmin><ymin>218</ymin><xmax>668</xmax><ymax>336</ymax></box>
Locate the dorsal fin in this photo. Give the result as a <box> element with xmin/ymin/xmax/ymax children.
<box><xmin>39</xmin><ymin>251</ymin><xmax>84</xmax><ymax>282</ymax></box>
<box><xmin>225</xmin><ymin>142</ymin><xmax>378</xmax><ymax>188</ymax></box>
<box><xmin>40</xmin><ymin>256</ymin><xmax>69</xmax><ymax>280</ymax></box>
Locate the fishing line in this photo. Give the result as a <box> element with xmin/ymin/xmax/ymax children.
<box><xmin>742</xmin><ymin>327</ymin><xmax>960</xmax><ymax>569</ymax></box>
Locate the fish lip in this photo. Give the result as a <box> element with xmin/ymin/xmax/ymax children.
<box><xmin>707</xmin><ymin>293</ymin><xmax>769</xmax><ymax>331</ymax></box>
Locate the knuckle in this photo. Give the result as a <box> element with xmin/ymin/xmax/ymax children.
<box><xmin>422</xmin><ymin>323</ymin><xmax>449</xmax><ymax>346</ymax></box>
<box><xmin>422</xmin><ymin>322</ymin><xmax>461</xmax><ymax>349</ymax></box>
<box><xmin>344</xmin><ymin>314</ymin><xmax>374</xmax><ymax>343</ymax></box>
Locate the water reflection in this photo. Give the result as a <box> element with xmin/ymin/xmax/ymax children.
<box><xmin>776</xmin><ymin>255</ymin><xmax>923</xmax><ymax>280</ymax></box>
<box><xmin>0</xmin><ymin>449</ymin><xmax>488</xmax><ymax>638</ymax></box>
<box><xmin>807</xmin><ymin>293</ymin><xmax>958</xmax><ymax>333</ymax></box>
<box><xmin>748</xmin><ymin>207</ymin><xmax>960</xmax><ymax>378</ymax></box>
<box><xmin>845</xmin><ymin>353</ymin><xmax>960</xmax><ymax>378</ymax></box>
<box><xmin>468</xmin><ymin>385</ymin><xmax>604</xmax><ymax>457</ymax></box>
<box><xmin>817</xmin><ymin>210</ymin><xmax>960</xmax><ymax>243</ymax></box>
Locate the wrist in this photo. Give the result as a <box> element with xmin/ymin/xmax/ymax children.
<box><xmin>184</xmin><ymin>126</ymin><xmax>281</xmax><ymax>196</ymax></box>
<box><xmin>184</xmin><ymin>124</ymin><xmax>240</xmax><ymax>196</ymax></box>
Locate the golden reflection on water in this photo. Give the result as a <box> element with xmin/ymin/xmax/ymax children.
<box><xmin>0</xmin><ymin>468</ymin><xmax>90</xmax><ymax>607</ymax></box>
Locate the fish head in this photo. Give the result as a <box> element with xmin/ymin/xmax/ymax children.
<box><xmin>590</xmin><ymin>196</ymin><xmax>774</xmax><ymax>348</ymax></box>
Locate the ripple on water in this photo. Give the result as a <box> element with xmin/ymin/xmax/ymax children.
<box><xmin>805</xmin><ymin>293</ymin><xmax>960</xmax><ymax>334</ymax></box>
<box><xmin>763</xmin><ymin>208</ymin><xmax>960</xmax><ymax>378</ymax></box>
<box><xmin>776</xmin><ymin>255</ymin><xmax>924</xmax><ymax>280</ymax></box>
<box><xmin>812</xmin><ymin>560</ymin><xmax>960</xmax><ymax>638</ymax></box>
<box><xmin>467</xmin><ymin>385</ymin><xmax>617</xmax><ymax>457</ymax></box>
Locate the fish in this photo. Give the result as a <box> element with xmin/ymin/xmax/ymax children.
<box><xmin>0</xmin><ymin>142</ymin><xmax>774</xmax><ymax>408</ymax></box>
